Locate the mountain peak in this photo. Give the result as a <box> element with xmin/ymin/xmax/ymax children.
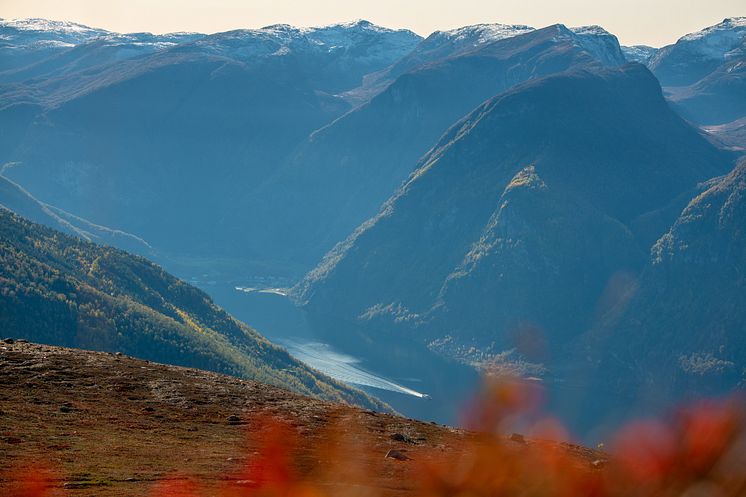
<box><xmin>679</xmin><ymin>16</ymin><xmax>746</xmax><ymax>44</ymax></box>
<box><xmin>0</xmin><ymin>17</ymin><xmax>105</xmax><ymax>34</ymax></box>
<box><xmin>0</xmin><ymin>17</ymin><xmax>110</xmax><ymax>47</ymax></box>
<box><xmin>433</xmin><ymin>23</ymin><xmax>535</xmax><ymax>46</ymax></box>
<box><xmin>571</xmin><ymin>25</ymin><xmax>613</xmax><ymax>36</ymax></box>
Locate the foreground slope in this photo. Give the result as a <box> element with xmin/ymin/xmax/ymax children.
<box><xmin>1</xmin><ymin>342</ymin><xmax>742</xmax><ymax>497</ymax></box>
<box><xmin>0</xmin><ymin>210</ymin><xmax>380</xmax><ymax>408</ymax></box>
<box><xmin>0</xmin><ymin>341</ymin><xmax>467</xmax><ymax>496</ymax></box>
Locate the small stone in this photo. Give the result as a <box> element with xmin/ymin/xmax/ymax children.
<box><xmin>3</xmin><ymin>338</ymin><xmax>14</xmax><ymax>344</ymax></box>
<box><xmin>16</xmin><ymin>339</ymin><xmax>28</xmax><ymax>343</ymax></box>
<box><xmin>385</xmin><ymin>449</ymin><xmax>411</xmax><ymax>461</ymax></box>
<box><xmin>591</xmin><ymin>459</ymin><xmax>607</xmax><ymax>469</ymax></box>
<box><xmin>59</xmin><ymin>405</ymin><xmax>72</xmax><ymax>413</ymax></box>
<box><xmin>142</xmin><ymin>407</ymin><xmax>155</xmax><ymax>412</ymax></box>
<box><xmin>390</xmin><ymin>433</ymin><xmax>413</xmax><ymax>443</ymax></box>
<box><xmin>509</xmin><ymin>433</ymin><xmax>526</xmax><ymax>444</ymax></box>
<box><xmin>115</xmin><ymin>352</ymin><xmax>123</xmax><ymax>357</ymax></box>
<box><xmin>227</xmin><ymin>415</ymin><xmax>241</xmax><ymax>424</ymax></box>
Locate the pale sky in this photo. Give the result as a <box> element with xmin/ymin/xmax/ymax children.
<box><xmin>2</xmin><ymin>0</ymin><xmax>744</xmax><ymax>47</ymax></box>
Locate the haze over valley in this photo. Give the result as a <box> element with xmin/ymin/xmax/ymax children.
<box><xmin>2</xmin><ymin>13</ymin><xmax>746</xmax><ymax>441</ymax></box>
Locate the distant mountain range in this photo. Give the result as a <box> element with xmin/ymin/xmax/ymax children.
<box><xmin>1</xmin><ymin>15</ymin><xmax>745</xmax><ymax>431</ymax></box>
<box><xmin>242</xmin><ymin>24</ymin><xmax>629</xmax><ymax>268</ymax></box>
<box><xmin>648</xmin><ymin>18</ymin><xmax>746</xmax><ymax>147</ymax></box>
<box><xmin>2</xmin><ymin>17</ymin><xmax>743</xmax><ymax>278</ymax></box>
<box><xmin>0</xmin><ymin>209</ymin><xmax>382</xmax><ymax>410</ymax></box>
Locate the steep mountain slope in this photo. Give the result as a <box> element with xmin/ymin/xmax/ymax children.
<box><xmin>242</xmin><ymin>24</ymin><xmax>628</xmax><ymax>269</ymax></box>
<box><xmin>0</xmin><ymin>174</ymin><xmax>151</xmax><ymax>254</ymax></box>
<box><xmin>704</xmin><ymin>117</ymin><xmax>746</xmax><ymax>150</ymax></box>
<box><xmin>0</xmin><ymin>20</ymin><xmax>420</xmax><ymax>277</ymax></box>
<box><xmin>0</xmin><ymin>209</ymin><xmax>382</xmax><ymax>409</ymax></box>
<box><xmin>666</xmin><ymin>53</ymin><xmax>746</xmax><ymax>127</ymax></box>
<box><xmin>649</xmin><ymin>17</ymin><xmax>746</xmax><ymax>147</ymax></box>
<box><xmin>294</xmin><ymin>64</ymin><xmax>734</xmax><ymax>369</ymax></box>
<box><xmin>649</xmin><ymin>17</ymin><xmax>746</xmax><ymax>87</ymax></box>
<box><xmin>588</xmin><ymin>159</ymin><xmax>746</xmax><ymax>406</ymax></box>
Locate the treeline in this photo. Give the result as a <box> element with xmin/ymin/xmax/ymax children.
<box><xmin>0</xmin><ymin>209</ymin><xmax>381</xmax><ymax>409</ymax></box>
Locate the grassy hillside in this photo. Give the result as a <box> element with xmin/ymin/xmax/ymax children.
<box><xmin>0</xmin><ymin>209</ymin><xmax>382</xmax><ymax>409</ymax></box>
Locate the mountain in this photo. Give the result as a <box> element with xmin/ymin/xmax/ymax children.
<box><xmin>0</xmin><ymin>174</ymin><xmax>151</xmax><ymax>254</ymax></box>
<box><xmin>704</xmin><ymin>117</ymin><xmax>746</xmax><ymax>149</ymax></box>
<box><xmin>0</xmin><ymin>209</ymin><xmax>383</xmax><ymax>409</ymax></box>
<box><xmin>0</xmin><ymin>18</ymin><xmax>203</xmax><ymax>77</ymax></box>
<box><xmin>648</xmin><ymin>17</ymin><xmax>746</xmax><ymax>147</ymax></box>
<box><xmin>240</xmin><ymin>24</ymin><xmax>629</xmax><ymax>269</ymax></box>
<box><xmin>649</xmin><ymin>17</ymin><xmax>746</xmax><ymax>87</ymax></box>
<box><xmin>0</xmin><ymin>18</ymin><xmax>109</xmax><ymax>72</ymax></box>
<box><xmin>0</xmin><ymin>19</ymin><xmax>421</xmax><ymax>278</ymax></box>
<box><xmin>621</xmin><ymin>45</ymin><xmax>658</xmax><ymax>64</ymax></box>
<box><xmin>665</xmin><ymin>51</ymin><xmax>746</xmax><ymax>127</ymax></box>
<box><xmin>293</xmin><ymin>64</ymin><xmax>734</xmax><ymax>382</ymax></box>
<box><xmin>355</xmin><ymin>23</ymin><xmax>535</xmax><ymax>98</ymax></box>
<box><xmin>359</xmin><ymin>24</ymin><xmax>624</xmax><ymax>97</ymax></box>
<box><xmin>585</xmin><ymin>159</ymin><xmax>746</xmax><ymax>410</ymax></box>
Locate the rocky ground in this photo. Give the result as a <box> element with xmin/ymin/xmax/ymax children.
<box><xmin>0</xmin><ymin>340</ymin><xmax>601</xmax><ymax>496</ymax></box>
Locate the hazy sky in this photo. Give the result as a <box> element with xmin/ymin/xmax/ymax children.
<box><xmin>2</xmin><ymin>0</ymin><xmax>744</xmax><ymax>47</ymax></box>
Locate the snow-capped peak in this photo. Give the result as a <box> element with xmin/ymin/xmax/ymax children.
<box><xmin>435</xmin><ymin>23</ymin><xmax>535</xmax><ymax>46</ymax></box>
<box><xmin>570</xmin><ymin>25</ymin><xmax>612</xmax><ymax>37</ymax></box>
<box><xmin>0</xmin><ymin>17</ymin><xmax>110</xmax><ymax>46</ymax></box>
<box><xmin>565</xmin><ymin>25</ymin><xmax>626</xmax><ymax>67</ymax></box>
<box><xmin>194</xmin><ymin>20</ymin><xmax>421</xmax><ymax>62</ymax></box>
<box><xmin>681</xmin><ymin>17</ymin><xmax>746</xmax><ymax>42</ymax></box>
<box><xmin>675</xmin><ymin>17</ymin><xmax>746</xmax><ymax>59</ymax></box>
<box><xmin>0</xmin><ymin>17</ymin><xmax>107</xmax><ymax>35</ymax></box>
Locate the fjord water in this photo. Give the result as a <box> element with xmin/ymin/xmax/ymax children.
<box><xmin>203</xmin><ymin>283</ymin><xmax>480</xmax><ymax>425</ymax></box>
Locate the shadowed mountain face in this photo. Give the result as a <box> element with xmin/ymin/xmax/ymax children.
<box><xmin>586</xmin><ymin>160</ymin><xmax>746</xmax><ymax>407</ymax></box>
<box><xmin>0</xmin><ymin>20</ymin><xmax>421</xmax><ymax>276</ymax></box>
<box><xmin>0</xmin><ymin>209</ymin><xmax>384</xmax><ymax>410</ymax></box>
<box><xmin>241</xmin><ymin>25</ymin><xmax>629</xmax><ymax>269</ymax></box>
<box><xmin>0</xmin><ymin>22</ymin><xmax>630</xmax><ymax>277</ymax></box>
<box><xmin>294</xmin><ymin>65</ymin><xmax>734</xmax><ymax>377</ymax></box>
<box><xmin>0</xmin><ymin>174</ymin><xmax>151</xmax><ymax>254</ymax></box>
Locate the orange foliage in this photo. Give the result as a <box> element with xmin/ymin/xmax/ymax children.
<box><xmin>11</xmin><ymin>381</ymin><xmax>746</xmax><ymax>497</ymax></box>
<box><xmin>6</xmin><ymin>465</ymin><xmax>57</xmax><ymax>497</ymax></box>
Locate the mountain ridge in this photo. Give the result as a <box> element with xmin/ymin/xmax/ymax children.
<box><xmin>0</xmin><ymin>209</ymin><xmax>383</xmax><ymax>410</ymax></box>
